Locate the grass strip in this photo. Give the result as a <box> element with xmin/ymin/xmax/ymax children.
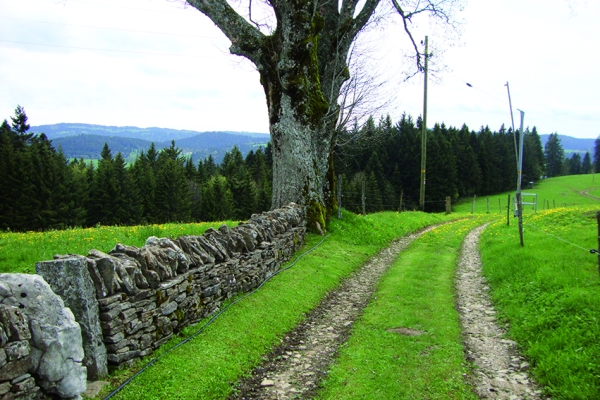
<box><xmin>97</xmin><ymin>211</ymin><xmax>456</xmax><ymax>399</ymax></box>
<box><xmin>318</xmin><ymin>216</ymin><xmax>491</xmax><ymax>399</ymax></box>
<box><xmin>480</xmin><ymin>205</ymin><xmax>600</xmax><ymax>398</ymax></box>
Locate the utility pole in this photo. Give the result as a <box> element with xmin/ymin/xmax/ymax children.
<box><xmin>419</xmin><ymin>36</ymin><xmax>429</xmax><ymax>211</ymax></box>
<box><xmin>516</xmin><ymin>110</ymin><xmax>525</xmax><ymax>247</ymax></box>
<box><xmin>505</xmin><ymin>82</ymin><xmax>519</xmax><ymax>171</ymax></box>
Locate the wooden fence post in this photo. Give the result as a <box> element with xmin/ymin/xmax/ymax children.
<box><xmin>507</xmin><ymin>194</ymin><xmax>510</xmax><ymax>226</ymax></box>
<box><xmin>337</xmin><ymin>174</ymin><xmax>342</xmax><ymax>219</ymax></box>
<box><xmin>445</xmin><ymin>196</ymin><xmax>451</xmax><ymax>214</ymax></box>
<box><xmin>471</xmin><ymin>195</ymin><xmax>476</xmax><ymax>214</ymax></box>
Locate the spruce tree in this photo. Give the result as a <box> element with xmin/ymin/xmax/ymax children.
<box><xmin>582</xmin><ymin>152</ymin><xmax>592</xmax><ymax>174</ymax></box>
<box><xmin>544</xmin><ymin>133</ymin><xmax>564</xmax><ymax>177</ymax></box>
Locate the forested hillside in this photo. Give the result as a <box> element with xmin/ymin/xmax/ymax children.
<box><xmin>0</xmin><ymin>107</ymin><xmax>272</xmax><ymax>231</ymax></box>
<box><xmin>0</xmin><ymin>106</ymin><xmax>591</xmax><ymax>231</ymax></box>
<box><xmin>333</xmin><ymin>115</ymin><xmax>547</xmax><ymax>212</ymax></box>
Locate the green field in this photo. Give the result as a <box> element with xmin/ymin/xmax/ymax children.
<box><xmin>1</xmin><ymin>175</ymin><xmax>600</xmax><ymax>398</ymax></box>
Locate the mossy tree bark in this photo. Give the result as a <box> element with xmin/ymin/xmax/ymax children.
<box><xmin>184</xmin><ymin>0</ymin><xmax>457</xmax><ymax>227</ymax></box>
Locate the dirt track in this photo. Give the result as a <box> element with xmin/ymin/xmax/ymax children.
<box><xmin>231</xmin><ymin>224</ymin><xmax>543</xmax><ymax>399</ymax></box>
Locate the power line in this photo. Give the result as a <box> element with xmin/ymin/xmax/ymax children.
<box><xmin>0</xmin><ymin>15</ymin><xmax>223</xmax><ymax>39</ymax></box>
<box><xmin>0</xmin><ymin>39</ymin><xmax>221</xmax><ymax>58</ymax></box>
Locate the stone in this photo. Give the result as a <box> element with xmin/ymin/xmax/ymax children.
<box><xmin>260</xmin><ymin>379</ymin><xmax>275</xmax><ymax>387</ymax></box>
<box><xmin>0</xmin><ymin>274</ymin><xmax>87</xmax><ymax>398</ymax></box>
<box><xmin>0</xmin><ymin>382</ymin><xmax>10</xmax><ymax>395</ymax></box>
<box><xmin>161</xmin><ymin>302</ymin><xmax>178</xmax><ymax>316</ymax></box>
<box><xmin>11</xmin><ymin>375</ymin><xmax>36</xmax><ymax>392</ymax></box>
<box><xmin>85</xmin><ymin>381</ymin><xmax>109</xmax><ymax>398</ymax></box>
<box><xmin>0</xmin><ymin>348</ymin><xmax>6</xmax><ymax>369</ymax></box>
<box><xmin>4</xmin><ymin>340</ymin><xmax>30</xmax><ymax>361</ymax></box>
<box><xmin>0</xmin><ymin>307</ymin><xmax>30</xmax><ymax>341</ymax></box>
<box><xmin>36</xmin><ymin>256</ymin><xmax>108</xmax><ymax>380</ymax></box>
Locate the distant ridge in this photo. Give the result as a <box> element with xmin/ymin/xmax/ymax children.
<box><xmin>31</xmin><ymin>123</ymin><xmax>270</xmax><ymax>163</ymax></box>
<box><xmin>31</xmin><ymin>123</ymin><xmax>269</xmax><ymax>142</ymax></box>
<box><xmin>540</xmin><ymin>134</ymin><xmax>595</xmax><ymax>154</ymax></box>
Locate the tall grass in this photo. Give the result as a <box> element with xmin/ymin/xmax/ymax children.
<box><xmin>480</xmin><ymin>205</ymin><xmax>600</xmax><ymax>398</ymax></box>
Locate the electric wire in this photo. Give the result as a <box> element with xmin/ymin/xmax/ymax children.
<box><xmin>103</xmin><ymin>233</ymin><xmax>331</xmax><ymax>400</ymax></box>
<box><xmin>0</xmin><ymin>15</ymin><xmax>222</xmax><ymax>39</ymax></box>
<box><xmin>0</xmin><ymin>39</ymin><xmax>215</xmax><ymax>58</ymax></box>
<box><xmin>525</xmin><ymin>222</ymin><xmax>594</xmax><ymax>253</ymax></box>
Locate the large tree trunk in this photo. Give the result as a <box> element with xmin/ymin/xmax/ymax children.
<box><xmin>270</xmin><ymin>95</ymin><xmax>331</xmax><ymax>228</ymax></box>
<box><xmin>185</xmin><ymin>0</ymin><xmax>380</xmax><ymax>229</ymax></box>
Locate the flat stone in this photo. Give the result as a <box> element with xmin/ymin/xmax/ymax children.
<box><xmin>85</xmin><ymin>381</ymin><xmax>110</xmax><ymax>398</ymax></box>
<box><xmin>260</xmin><ymin>379</ymin><xmax>275</xmax><ymax>387</ymax></box>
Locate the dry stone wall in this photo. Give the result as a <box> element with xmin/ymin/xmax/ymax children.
<box><xmin>36</xmin><ymin>204</ymin><xmax>306</xmax><ymax>373</ymax></box>
<box><xmin>0</xmin><ymin>274</ymin><xmax>87</xmax><ymax>400</ymax></box>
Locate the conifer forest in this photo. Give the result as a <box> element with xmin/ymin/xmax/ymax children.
<box><xmin>1</xmin><ymin>106</ymin><xmax>586</xmax><ymax>232</ymax></box>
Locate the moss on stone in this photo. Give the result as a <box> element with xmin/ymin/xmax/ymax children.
<box><xmin>307</xmin><ymin>199</ymin><xmax>326</xmax><ymax>233</ymax></box>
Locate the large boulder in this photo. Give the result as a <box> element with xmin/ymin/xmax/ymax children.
<box><xmin>0</xmin><ymin>273</ymin><xmax>87</xmax><ymax>398</ymax></box>
<box><xmin>36</xmin><ymin>256</ymin><xmax>108</xmax><ymax>380</ymax></box>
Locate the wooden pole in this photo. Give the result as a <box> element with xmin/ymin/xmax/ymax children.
<box><xmin>337</xmin><ymin>174</ymin><xmax>342</xmax><ymax>219</ymax></box>
<box><xmin>446</xmin><ymin>196</ymin><xmax>451</xmax><ymax>214</ymax></box>
<box><xmin>499</xmin><ymin>198</ymin><xmax>501</xmax><ymax>213</ymax></box>
<box><xmin>419</xmin><ymin>36</ymin><xmax>428</xmax><ymax>211</ymax></box>
<box><xmin>399</xmin><ymin>190</ymin><xmax>403</xmax><ymax>212</ymax></box>
<box><xmin>361</xmin><ymin>178</ymin><xmax>366</xmax><ymax>215</ymax></box>
<box><xmin>471</xmin><ymin>195</ymin><xmax>476</xmax><ymax>214</ymax></box>
<box><xmin>486</xmin><ymin>196</ymin><xmax>490</xmax><ymax>213</ymax></box>
<box><xmin>507</xmin><ymin>194</ymin><xmax>510</xmax><ymax>226</ymax></box>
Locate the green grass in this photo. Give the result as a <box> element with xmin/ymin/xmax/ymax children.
<box><xmin>4</xmin><ymin>174</ymin><xmax>600</xmax><ymax>398</ymax></box>
<box><xmin>98</xmin><ymin>211</ymin><xmax>457</xmax><ymax>399</ymax></box>
<box><xmin>453</xmin><ymin>174</ymin><xmax>600</xmax><ymax>214</ymax></box>
<box><xmin>318</xmin><ymin>217</ymin><xmax>490</xmax><ymax>399</ymax></box>
<box><xmin>480</xmin><ymin>205</ymin><xmax>600</xmax><ymax>398</ymax></box>
<box><xmin>0</xmin><ymin>221</ymin><xmax>238</xmax><ymax>274</ymax></box>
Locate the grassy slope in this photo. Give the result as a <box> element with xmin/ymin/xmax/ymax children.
<box><xmin>0</xmin><ymin>222</ymin><xmax>238</xmax><ymax>274</ymax></box>
<box><xmin>453</xmin><ymin>174</ymin><xmax>600</xmax><ymax>214</ymax></box>
<box><xmin>480</xmin><ymin>206</ymin><xmax>600</xmax><ymax>398</ymax></box>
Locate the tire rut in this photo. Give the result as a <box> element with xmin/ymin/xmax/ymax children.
<box><xmin>456</xmin><ymin>224</ymin><xmax>544</xmax><ymax>399</ymax></box>
<box><xmin>230</xmin><ymin>226</ymin><xmax>435</xmax><ymax>400</ymax></box>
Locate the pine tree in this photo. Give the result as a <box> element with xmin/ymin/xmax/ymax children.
<box><xmin>594</xmin><ymin>137</ymin><xmax>600</xmax><ymax>173</ymax></box>
<box><xmin>582</xmin><ymin>152</ymin><xmax>592</xmax><ymax>174</ymax></box>
<box><xmin>568</xmin><ymin>153</ymin><xmax>582</xmax><ymax>175</ymax></box>
<box><xmin>544</xmin><ymin>133</ymin><xmax>564</xmax><ymax>177</ymax></box>
<box><xmin>155</xmin><ymin>142</ymin><xmax>192</xmax><ymax>223</ymax></box>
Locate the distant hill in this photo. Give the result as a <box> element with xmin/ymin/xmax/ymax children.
<box><xmin>32</xmin><ymin>123</ymin><xmax>269</xmax><ymax>142</ymax></box>
<box><xmin>32</xmin><ymin>123</ymin><xmax>270</xmax><ymax>163</ymax></box>
<box><xmin>540</xmin><ymin>134</ymin><xmax>595</xmax><ymax>155</ymax></box>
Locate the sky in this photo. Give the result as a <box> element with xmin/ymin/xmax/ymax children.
<box><xmin>0</xmin><ymin>0</ymin><xmax>599</xmax><ymax>138</ymax></box>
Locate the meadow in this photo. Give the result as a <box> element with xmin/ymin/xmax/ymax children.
<box><xmin>1</xmin><ymin>175</ymin><xmax>599</xmax><ymax>398</ymax></box>
<box><xmin>0</xmin><ymin>221</ymin><xmax>238</xmax><ymax>274</ymax></box>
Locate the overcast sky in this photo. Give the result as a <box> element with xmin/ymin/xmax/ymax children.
<box><xmin>1</xmin><ymin>0</ymin><xmax>598</xmax><ymax>138</ymax></box>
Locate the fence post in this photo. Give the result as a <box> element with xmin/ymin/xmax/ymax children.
<box><xmin>337</xmin><ymin>174</ymin><xmax>342</xmax><ymax>219</ymax></box>
<box><xmin>445</xmin><ymin>196</ymin><xmax>451</xmax><ymax>214</ymax></box>
<box><xmin>399</xmin><ymin>190</ymin><xmax>403</xmax><ymax>212</ymax></box>
<box><xmin>471</xmin><ymin>195</ymin><xmax>476</xmax><ymax>214</ymax></box>
<box><xmin>597</xmin><ymin>211</ymin><xmax>600</xmax><ymax>277</ymax></box>
<box><xmin>486</xmin><ymin>196</ymin><xmax>490</xmax><ymax>213</ymax></box>
<box><xmin>498</xmin><ymin>198</ymin><xmax>501</xmax><ymax>213</ymax></box>
<box><xmin>361</xmin><ymin>178</ymin><xmax>366</xmax><ymax>215</ymax></box>
<box><xmin>507</xmin><ymin>194</ymin><xmax>510</xmax><ymax>226</ymax></box>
